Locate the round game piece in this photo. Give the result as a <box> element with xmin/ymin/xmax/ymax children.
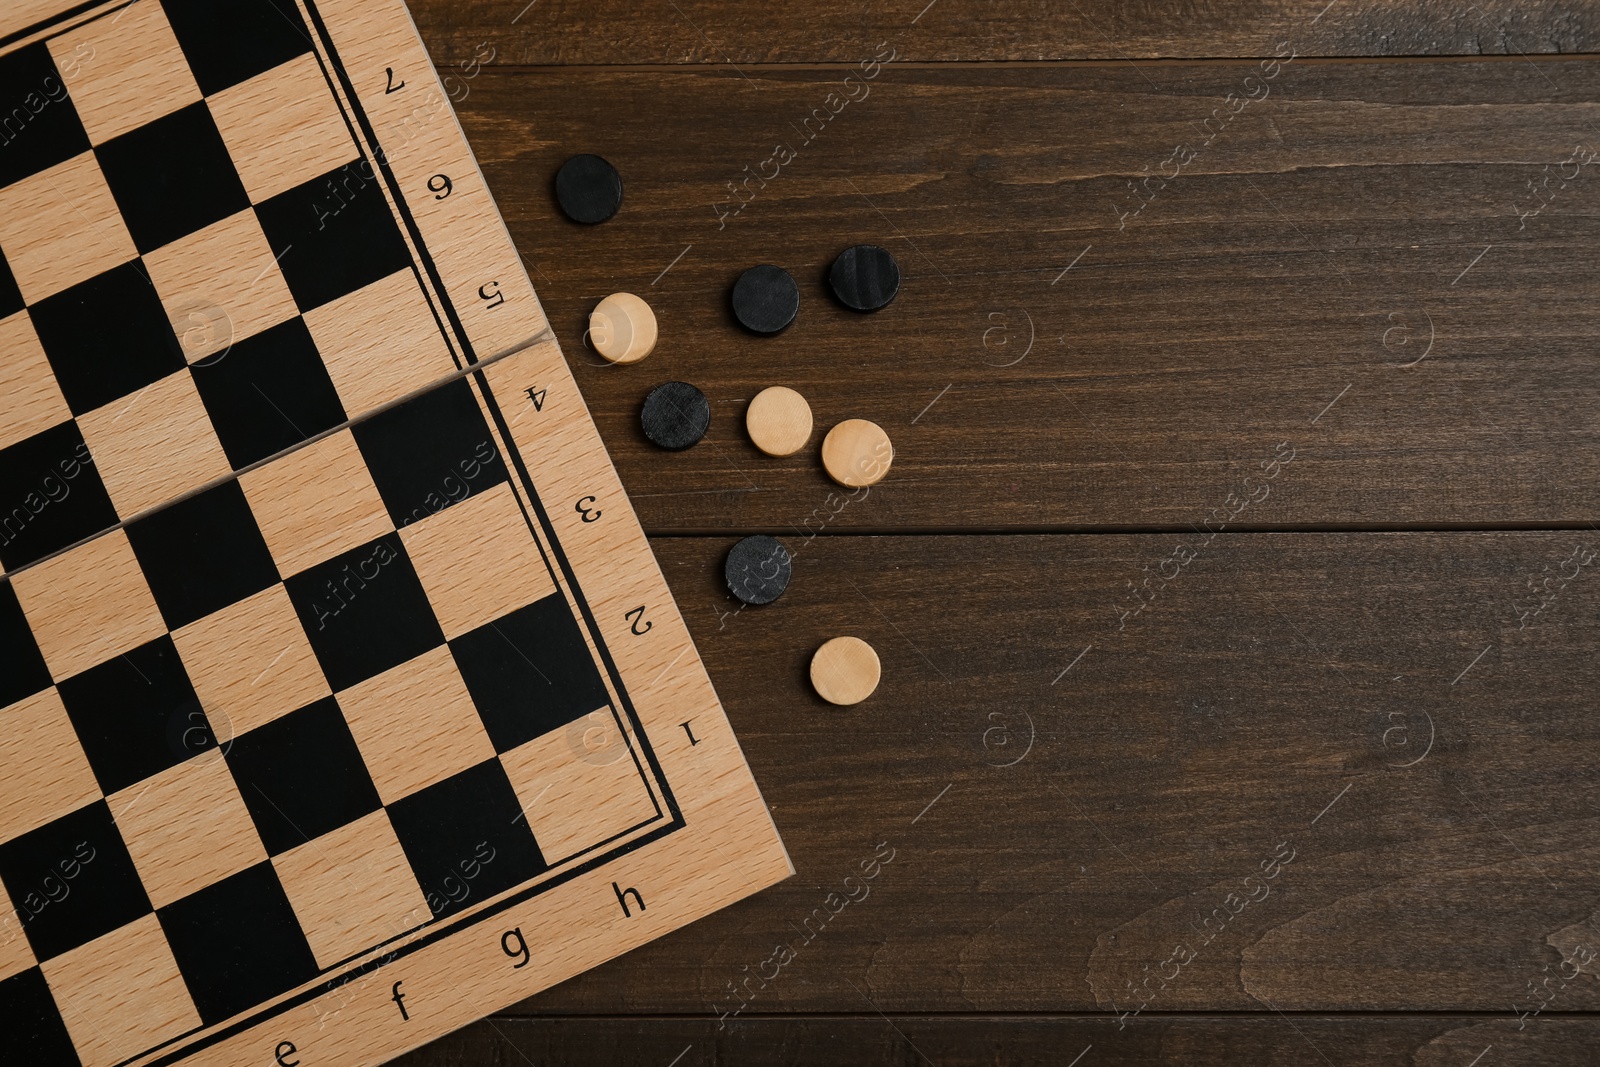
<box><xmin>641</xmin><ymin>381</ymin><xmax>711</xmax><ymax>451</ymax></box>
<box><xmin>554</xmin><ymin>154</ymin><xmax>623</xmax><ymax>224</ymax></box>
<box><xmin>820</xmin><ymin>418</ymin><xmax>893</xmax><ymax>488</ymax></box>
<box><xmin>589</xmin><ymin>293</ymin><xmax>657</xmax><ymax>364</ymax></box>
<box><xmin>745</xmin><ymin>386</ymin><xmax>812</xmax><ymax>457</ymax></box>
<box><xmin>724</xmin><ymin>535</ymin><xmax>793</xmax><ymax>606</ymax></box>
<box><xmin>810</xmin><ymin>636</ymin><xmax>880</xmax><ymax>706</ymax></box>
<box><xmin>731</xmin><ymin>264</ymin><xmax>799</xmax><ymax>334</ymax></box>
<box><xmin>829</xmin><ymin>244</ymin><xmax>900</xmax><ymax>312</ymax></box>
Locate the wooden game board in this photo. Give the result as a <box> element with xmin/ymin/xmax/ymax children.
<box><xmin>0</xmin><ymin>2</ymin><xmax>791</xmax><ymax>1064</ymax></box>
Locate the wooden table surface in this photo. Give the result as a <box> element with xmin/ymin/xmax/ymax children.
<box><xmin>395</xmin><ymin>2</ymin><xmax>1600</xmax><ymax>1063</ymax></box>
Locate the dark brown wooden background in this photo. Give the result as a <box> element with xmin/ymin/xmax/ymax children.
<box><xmin>395</xmin><ymin>2</ymin><xmax>1600</xmax><ymax>1063</ymax></box>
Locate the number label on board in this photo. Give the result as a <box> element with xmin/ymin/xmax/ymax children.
<box><xmin>384</xmin><ymin>66</ymin><xmax>406</xmax><ymax>93</ymax></box>
<box><xmin>428</xmin><ymin>173</ymin><xmax>453</xmax><ymax>199</ymax></box>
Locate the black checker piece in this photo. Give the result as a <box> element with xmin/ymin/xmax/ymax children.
<box><xmin>96</xmin><ymin>103</ymin><xmax>250</xmax><ymax>254</ymax></box>
<box><xmin>126</xmin><ymin>480</ymin><xmax>279</xmax><ymax>630</ymax></box>
<box><xmin>255</xmin><ymin>163</ymin><xmax>411</xmax><ymax>312</ymax></box>
<box><xmin>284</xmin><ymin>534</ymin><xmax>443</xmax><ymax>692</ymax></box>
<box><xmin>0</xmin><ymin>968</ymin><xmax>79</xmax><ymax>1065</ymax></box>
<box><xmin>352</xmin><ymin>376</ymin><xmax>507</xmax><ymax>528</ymax></box>
<box><xmin>0</xmin><ymin>580</ymin><xmax>51</xmax><ymax>708</ymax></box>
<box><xmin>450</xmin><ymin>593</ymin><xmax>609</xmax><ymax>753</ymax></box>
<box><xmin>554</xmin><ymin>153</ymin><xmax>622</xmax><ymax>225</ymax></box>
<box><xmin>0</xmin><ymin>422</ymin><xmax>118</xmax><ymax>572</ymax></box>
<box><xmin>0</xmin><ymin>802</ymin><xmax>151</xmax><ymax>961</ymax></box>
<box><xmin>224</xmin><ymin>698</ymin><xmax>381</xmax><ymax>854</ymax></box>
<box><xmin>731</xmin><ymin>264</ymin><xmax>799</xmax><ymax>335</ymax></box>
<box><xmin>640</xmin><ymin>381</ymin><xmax>709</xmax><ymax>451</ymax></box>
<box><xmin>160</xmin><ymin>0</ymin><xmax>314</xmax><ymax>97</ymax></box>
<box><xmin>0</xmin><ymin>43</ymin><xmax>90</xmax><ymax>190</ymax></box>
<box><xmin>0</xmin><ymin>244</ymin><xmax>22</xmax><ymax>319</ymax></box>
<box><xmin>387</xmin><ymin>759</ymin><xmax>546</xmax><ymax>920</ymax></box>
<box><xmin>190</xmin><ymin>318</ymin><xmax>347</xmax><ymax>470</ymax></box>
<box><xmin>57</xmin><ymin>636</ymin><xmax>215</xmax><ymax>795</ymax></box>
<box><xmin>158</xmin><ymin>863</ymin><xmax>318</xmax><ymax>1025</ymax></box>
<box><xmin>29</xmin><ymin>261</ymin><xmax>185</xmax><ymax>416</ymax></box>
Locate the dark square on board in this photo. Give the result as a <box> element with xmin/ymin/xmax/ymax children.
<box><xmin>190</xmin><ymin>317</ymin><xmax>346</xmax><ymax>470</ymax></box>
<box><xmin>160</xmin><ymin>0</ymin><xmax>314</xmax><ymax>97</ymax></box>
<box><xmin>386</xmin><ymin>759</ymin><xmax>546</xmax><ymax>920</ymax></box>
<box><xmin>283</xmin><ymin>534</ymin><xmax>444</xmax><ymax>691</ymax></box>
<box><xmin>0</xmin><ymin>580</ymin><xmax>52</xmax><ymax>708</ymax></box>
<box><xmin>0</xmin><ymin>421</ymin><xmax>119</xmax><ymax>572</ymax></box>
<box><xmin>254</xmin><ymin>162</ymin><xmax>411</xmax><ymax>311</ymax></box>
<box><xmin>95</xmin><ymin>102</ymin><xmax>250</xmax><ymax>254</ymax></box>
<box><xmin>29</xmin><ymin>261</ymin><xmax>185</xmax><ymax>416</ymax></box>
<box><xmin>224</xmin><ymin>697</ymin><xmax>381</xmax><ymax>855</ymax></box>
<box><xmin>450</xmin><ymin>594</ymin><xmax>609</xmax><ymax>753</ymax></box>
<box><xmin>57</xmin><ymin>636</ymin><xmax>215</xmax><ymax>795</ymax></box>
<box><xmin>0</xmin><ymin>43</ymin><xmax>90</xmax><ymax>190</ymax></box>
<box><xmin>157</xmin><ymin>862</ymin><xmax>318</xmax><ymax>1025</ymax></box>
<box><xmin>0</xmin><ymin>245</ymin><xmax>22</xmax><ymax>318</ymax></box>
<box><xmin>125</xmin><ymin>481</ymin><xmax>279</xmax><ymax>630</ymax></box>
<box><xmin>0</xmin><ymin>968</ymin><xmax>79</xmax><ymax>1065</ymax></box>
<box><xmin>352</xmin><ymin>377</ymin><xmax>508</xmax><ymax>528</ymax></box>
<box><xmin>0</xmin><ymin>801</ymin><xmax>152</xmax><ymax>962</ymax></box>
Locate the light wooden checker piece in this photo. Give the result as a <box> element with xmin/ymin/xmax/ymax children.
<box><xmin>0</xmin><ymin>3</ymin><xmax>790</xmax><ymax>1066</ymax></box>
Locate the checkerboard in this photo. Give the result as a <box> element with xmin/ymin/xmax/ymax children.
<box><xmin>0</xmin><ymin>2</ymin><xmax>790</xmax><ymax>1065</ymax></box>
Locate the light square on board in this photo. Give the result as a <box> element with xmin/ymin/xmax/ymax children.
<box><xmin>338</xmin><ymin>645</ymin><xmax>497</xmax><ymax>805</ymax></box>
<box><xmin>41</xmin><ymin>913</ymin><xmax>200</xmax><ymax>1067</ymax></box>
<box><xmin>273</xmin><ymin>810</ymin><xmax>429</xmax><ymax>969</ymax></box>
<box><xmin>0</xmin><ymin>151</ymin><xmax>134</xmax><ymax>303</ymax></box>
<box><xmin>302</xmin><ymin>269</ymin><xmax>454</xmax><ymax>417</ymax></box>
<box><xmin>172</xmin><ymin>584</ymin><xmax>330</xmax><ymax>741</ymax></box>
<box><xmin>0</xmin><ymin>894</ymin><xmax>32</xmax><ymax>984</ymax></box>
<box><xmin>75</xmin><ymin>368</ymin><xmax>230</xmax><ymax>518</ymax></box>
<box><xmin>10</xmin><ymin>529</ymin><xmax>164</xmax><ymax>681</ymax></box>
<box><xmin>399</xmin><ymin>482</ymin><xmax>557</xmax><ymax>639</ymax></box>
<box><xmin>500</xmin><ymin>721</ymin><xmax>659</xmax><ymax>865</ymax></box>
<box><xmin>0</xmin><ymin>689</ymin><xmax>100</xmax><ymax>848</ymax></box>
<box><xmin>209</xmin><ymin>52</ymin><xmax>359</xmax><ymax>205</ymax></box>
<box><xmin>238</xmin><ymin>429</ymin><xmax>392</xmax><ymax>579</ymax></box>
<box><xmin>48</xmin><ymin>0</ymin><xmax>201</xmax><ymax>145</ymax></box>
<box><xmin>0</xmin><ymin>312</ymin><xmax>70</xmax><ymax>452</ymax></box>
<box><xmin>143</xmin><ymin>209</ymin><xmax>299</xmax><ymax>360</ymax></box>
<box><xmin>109</xmin><ymin>750</ymin><xmax>267</xmax><ymax>910</ymax></box>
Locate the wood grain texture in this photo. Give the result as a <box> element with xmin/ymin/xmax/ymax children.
<box><xmin>456</xmin><ymin>533</ymin><xmax>1600</xmax><ymax>1018</ymax></box>
<box><xmin>394</xmin><ymin>1014</ymin><xmax>1600</xmax><ymax>1066</ymax></box>
<box><xmin>406</xmin><ymin>0</ymin><xmax>1600</xmax><ymax>66</ymax></box>
<box><xmin>455</xmin><ymin>58</ymin><xmax>1600</xmax><ymax>532</ymax></box>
